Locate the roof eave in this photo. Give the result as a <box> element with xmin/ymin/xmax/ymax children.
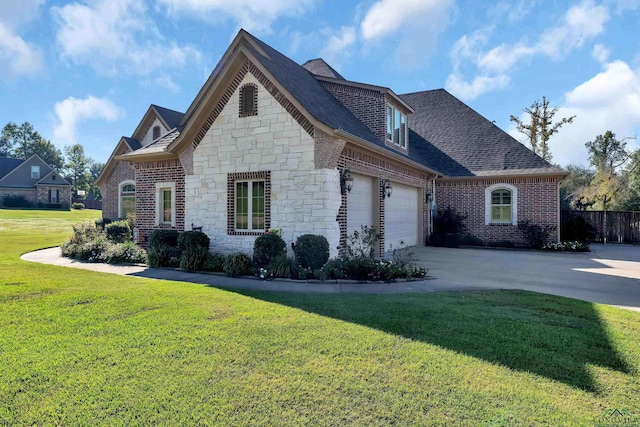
<box><xmin>438</xmin><ymin>171</ymin><xmax>569</xmax><ymax>181</ymax></box>
<box><xmin>333</xmin><ymin>129</ymin><xmax>438</xmax><ymax>176</ymax></box>
<box><xmin>115</xmin><ymin>151</ymin><xmax>177</xmax><ymax>162</ymax></box>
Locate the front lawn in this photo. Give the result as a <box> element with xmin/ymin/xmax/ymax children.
<box><xmin>1</xmin><ymin>209</ymin><xmax>639</xmax><ymax>425</ymax></box>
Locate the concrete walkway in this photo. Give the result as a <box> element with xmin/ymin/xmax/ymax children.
<box><xmin>20</xmin><ymin>245</ymin><xmax>640</xmax><ymax>312</ymax></box>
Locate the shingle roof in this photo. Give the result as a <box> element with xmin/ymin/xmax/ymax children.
<box><xmin>152</xmin><ymin>105</ymin><xmax>184</xmax><ymax>130</ymax></box>
<box><xmin>122</xmin><ymin>129</ymin><xmax>181</xmax><ymax>157</ymax></box>
<box><xmin>0</xmin><ymin>157</ymin><xmax>24</xmax><ymax>180</ymax></box>
<box><xmin>123</xmin><ymin>137</ymin><xmax>141</xmax><ymax>151</ymax></box>
<box><xmin>244</xmin><ymin>32</ymin><xmax>380</xmax><ymax>145</ymax></box>
<box><xmin>301</xmin><ymin>59</ymin><xmax>345</xmax><ymax>80</ymax></box>
<box><xmin>400</xmin><ymin>89</ymin><xmax>564</xmax><ymax>176</ymax></box>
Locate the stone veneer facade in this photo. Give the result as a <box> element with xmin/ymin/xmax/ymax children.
<box><xmin>435</xmin><ymin>176</ymin><xmax>560</xmax><ymax>245</ymax></box>
<box><xmin>185</xmin><ymin>71</ymin><xmax>342</xmax><ymax>256</ymax></box>
<box><xmin>35</xmin><ymin>185</ymin><xmax>72</xmax><ymax>208</ymax></box>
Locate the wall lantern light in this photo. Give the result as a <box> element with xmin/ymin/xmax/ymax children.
<box><xmin>340</xmin><ymin>169</ymin><xmax>354</xmax><ymax>194</ymax></box>
<box><xmin>381</xmin><ymin>178</ymin><xmax>393</xmax><ymax>199</ymax></box>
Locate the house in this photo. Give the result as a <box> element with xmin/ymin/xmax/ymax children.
<box><xmin>0</xmin><ymin>155</ymin><xmax>72</xmax><ymax>209</ymax></box>
<box><xmin>96</xmin><ymin>29</ymin><xmax>566</xmax><ymax>257</ymax></box>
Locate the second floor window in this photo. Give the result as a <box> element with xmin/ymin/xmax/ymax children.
<box><xmin>31</xmin><ymin>166</ymin><xmax>40</xmax><ymax>179</ymax></box>
<box><xmin>152</xmin><ymin>126</ymin><xmax>161</xmax><ymax>140</ymax></box>
<box><xmin>386</xmin><ymin>105</ymin><xmax>407</xmax><ymax>148</ymax></box>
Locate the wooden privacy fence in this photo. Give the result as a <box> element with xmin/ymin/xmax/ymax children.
<box><xmin>561</xmin><ymin>210</ymin><xmax>640</xmax><ymax>244</ymax></box>
<box><xmin>72</xmin><ymin>198</ymin><xmax>102</xmax><ymax>210</ymax></box>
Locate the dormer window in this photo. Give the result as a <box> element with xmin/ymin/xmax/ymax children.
<box><xmin>152</xmin><ymin>126</ymin><xmax>161</xmax><ymax>140</ymax></box>
<box><xmin>239</xmin><ymin>83</ymin><xmax>258</xmax><ymax>117</ymax></box>
<box><xmin>386</xmin><ymin>105</ymin><xmax>407</xmax><ymax>149</ymax></box>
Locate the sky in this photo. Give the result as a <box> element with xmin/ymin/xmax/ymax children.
<box><xmin>1</xmin><ymin>0</ymin><xmax>639</xmax><ymax>168</ymax></box>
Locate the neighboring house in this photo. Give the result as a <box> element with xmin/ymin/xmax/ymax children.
<box><xmin>0</xmin><ymin>154</ymin><xmax>72</xmax><ymax>209</ymax></box>
<box><xmin>97</xmin><ymin>29</ymin><xmax>566</xmax><ymax>256</ymax></box>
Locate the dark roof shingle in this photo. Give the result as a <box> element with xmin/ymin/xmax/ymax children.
<box><xmin>152</xmin><ymin>105</ymin><xmax>184</xmax><ymax>130</ymax></box>
<box><xmin>400</xmin><ymin>89</ymin><xmax>564</xmax><ymax>176</ymax></box>
<box><xmin>0</xmin><ymin>157</ymin><xmax>24</xmax><ymax>180</ymax></box>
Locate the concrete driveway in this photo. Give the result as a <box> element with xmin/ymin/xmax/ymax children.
<box><xmin>413</xmin><ymin>244</ymin><xmax>640</xmax><ymax>311</ymax></box>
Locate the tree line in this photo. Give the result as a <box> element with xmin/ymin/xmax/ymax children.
<box><xmin>0</xmin><ymin>122</ymin><xmax>104</xmax><ymax>199</ymax></box>
<box><xmin>511</xmin><ymin>98</ymin><xmax>639</xmax><ymax>212</ymax></box>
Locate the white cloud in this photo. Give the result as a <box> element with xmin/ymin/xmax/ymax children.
<box><xmin>53</xmin><ymin>96</ymin><xmax>123</xmax><ymax>145</ymax></box>
<box><xmin>510</xmin><ymin>61</ymin><xmax>640</xmax><ymax>166</ymax></box>
<box><xmin>445</xmin><ymin>73</ymin><xmax>510</xmax><ymax>101</ymax></box>
<box><xmin>446</xmin><ymin>1</ymin><xmax>610</xmax><ymax>100</ymax></box>
<box><xmin>319</xmin><ymin>26</ymin><xmax>356</xmax><ymax>67</ymax></box>
<box><xmin>0</xmin><ymin>0</ymin><xmax>44</xmax><ymax>79</ymax></box>
<box><xmin>360</xmin><ymin>0</ymin><xmax>450</xmax><ymax>40</ymax></box>
<box><xmin>535</xmin><ymin>1</ymin><xmax>608</xmax><ymax>59</ymax></box>
<box><xmin>488</xmin><ymin>0</ymin><xmax>539</xmax><ymax>23</ymax></box>
<box><xmin>53</xmin><ymin>0</ymin><xmax>201</xmax><ymax>79</ymax></box>
<box><xmin>0</xmin><ymin>23</ymin><xmax>43</xmax><ymax>79</ymax></box>
<box><xmin>591</xmin><ymin>44</ymin><xmax>610</xmax><ymax>63</ymax></box>
<box><xmin>157</xmin><ymin>0</ymin><xmax>314</xmax><ymax>35</ymax></box>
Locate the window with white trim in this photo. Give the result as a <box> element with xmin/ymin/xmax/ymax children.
<box><xmin>386</xmin><ymin>104</ymin><xmax>407</xmax><ymax>148</ymax></box>
<box><xmin>119</xmin><ymin>181</ymin><xmax>135</xmax><ymax>219</ymax></box>
<box><xmin>485</xmin><ymin>183</ymin><xmax>518</xmax><ymax>225</ymax></box>
<box><xmin>31</xmin><ymin>166</ymin><xmax>40</xmax><ymax>179</ymax></box>
<box><xmin>155</xmin><ymin>182</ymin><xmax>176</xmax><ymax>226</ymax></box>
<box><xmin>235</xmin><ymin>180</ymin><xmax>265</xmax><ymax>231</ymax></box>
<box><xmin>152</xmin><ymin>126</ymin><xmax>161</xmax><ymax>140</ymax></box>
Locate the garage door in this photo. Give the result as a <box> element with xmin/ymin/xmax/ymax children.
<box><xmin>385</xmin><ymin>182</ymin><xmax>419</xmax><ymax>251</ymax></box>
<box><xmin>347</xmin><ymin>174</ymin><xmax>374</xmax><ymax>236</ymax></box>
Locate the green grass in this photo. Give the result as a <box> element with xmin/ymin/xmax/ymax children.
<box><xmin>1</xmin><ymin>209</ymin><xmax>639</xmax><ymax>425</ymax></box>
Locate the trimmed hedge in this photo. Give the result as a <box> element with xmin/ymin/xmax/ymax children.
<box><xmin>178</xmin><ymin>230</ymin><xmax>210</xmax><ymax>251</ymax></box>
<box><xmin>105</xmin><ymin>220</ymin><xmax>131</xmax><ymax>243</ymax></box>
<box><xmin>294</xmin><ymin>234</ymin><xmax>329</xmax><ymax>269</ymax></box>
<box><xmin>149</xmin><ymin>229</ymin><xmax>179</xmax><ymax>249</ymax></box>
<box><xmin>253</xmin><ymin>233</ymin><xmax>286</xmax><ymax>267</ymax></box>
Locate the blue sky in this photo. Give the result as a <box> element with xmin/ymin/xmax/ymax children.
<box><xmin>1</xmin><ymin>0</ymin><xmax>639</xmax><ymax>167</ymax></box>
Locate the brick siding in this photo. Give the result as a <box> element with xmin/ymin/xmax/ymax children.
<box><xmin>436</xmin><ymin>176</ymin><xmax>560</xmax><ymax>245</ymax></box>
<box><xmin>101</xmin><ymin>160</ymin><xmax>136</xmax><ymax>220</ymax></box>
<box><xmin>134</xmin><ymin>159</ymin><xmax>185</xmax><ymax>245</ymax></box>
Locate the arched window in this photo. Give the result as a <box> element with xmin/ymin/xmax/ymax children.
<box><xmin>119</xmin><ymin>180</ymin><xmax>136</xmax><ymax>219</ymax></box>
<box><xmin>152</xmin><ymin>125</ymin><xmax>161</xmax><ymax>140</ymax></box>
<box><xmin>485</xmin><ymin>183</ymin><xmax>517</xmax><ymax>225</ymax></box>
<box><xmin>239</xmin><ymin>83</ymin><xmax>258</xmax><ymax>117</ymax></box>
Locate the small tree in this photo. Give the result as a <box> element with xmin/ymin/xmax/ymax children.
<box><xmin>510</xmin><ymin>96</ymin><xmax>575</xmax><ymax>162</ymax></box>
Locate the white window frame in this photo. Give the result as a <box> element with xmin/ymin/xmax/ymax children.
<box><xmin>385</xmin><ymin>104</ymin><xmax>407</xmax><ymax>148</ymax></box>
<box><xmin>485</xmin><ymin>183</ymin><xmax>518</xmax><ymax>225</ymax></box>
<box><xmin>31</xmin><ymin>165</ymin><xmax>40</xmax><ymax>179</ymax></box>
<box><xmin>155</xmin><ymin>182</ymin><xmax>176</xmax><ymax>226</ymax></box>
<box><xmin>235</xmin><ymin>179</ymin><xmax>266</xmax><ymax>232</ymax></box>
<box><xmin>118</xmin><ymin>180</ymin><xmax>136</xmax><ymax>219</ymax></box>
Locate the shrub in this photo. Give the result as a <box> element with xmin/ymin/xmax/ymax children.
<box><xmin>178</xmin><ymin>230</ymin><xmax>210</xmax><ymax>251</ymax></box>
<box><xmin>344</xmin><ymin>226</ymin><xmax>380</xmax><ymax>259</ymax></box>
<box><xmin>104</xmin><ymin>241</ymin><xmax>147</xmax><ymax>264</ymax></box>
<box><xmin>518</xmin><ymin>220</ymin><xmax>555</xmax><ymax>249</ymax></box>
<box><xmin>72</xmin><ymin>202</ymin><xmax>85</xmax><ymax>210</ymax></box>
<box><xmin>561</xmin><ymin>215</ymin><xmax>597</xmax><ymax>242</ymax></box>
<box><xmin>266</xmin><ymin>254</ymin><xmax>297</xmax><ymax>278</ymax></box>
<box><xmin>68</xmin><ymin>221</ymin><xmax>101</xmax><ymax>244</ymax></box>
<box><xmin>253</xmin><ymin>233</ymin><xmax>286</xmax><ymax>267</ymax></box>
<box><xmin>149</xmin><ymin>229</ymin><xmax>180</xmax><ymax>249</ymax></box>
<box><xmin>105</xmin><ymin>220</ymin><xmax>131</xmax><ymax>243</ymax></box>
<box><xmin>95</xmin><ymin>218</ymin><xmax>112</xmax><ymax>230</ymax></box>
<box><xmin>542</xmin><ymin>241</ymin><xmax>590</xmax><ymax>252</ymax></box>
<box><xmin>180</xmin><ymin>247</ymin><xmax>210</xmax><ymax>272</ymax></box>
<box><xmin>433</xmin><ymin>206</ymin><xmax>467</xmax><ymax>235</ymax></box>
<box><xmin>293</xmin><ymin>234</ymin><xmax>330</xmax><ymax>269</ymax></box>
<box><xmin>147</xmin><ymin>246</ymin><xmax>181</xmax><ymax>268</ymax></box>
<box><xmin>204</xmin><ymin>253</ymin><xmax>226</xmax><ymax>272</ymax></box>
<box><xmin>223</xmin><ymin>252</ymin><xmax>254</xmax><ymax>277</ymax></box>
<box><xmin>389</xmin><ymin>241</ymin><xmax>416</xmax><ymax>269</ymax></box>
<box><xmin>2</xmin><ymin>194</ymin><xmax>32</xmax><ymax>208</ymax></box>
<box><xmin>487</xmin><ymin>240</ymin><xmax>515</xmax><ymax>248</ymax></box>
<box><xmin>460</xmin><ymin>234</ymin><xmax>484</xmax><ymax>246</ymax></box>
<box><xmin>78</xmin><ymin>237</ymin><xmax>109</xmax><ymax>262</ymax></box>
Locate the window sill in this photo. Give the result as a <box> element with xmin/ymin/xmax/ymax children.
<box><xmin>229</xmin><ymin>230</ymin><xmax>266</xmax><ymax>236</ymax></box>
<box><xmin>488</xmin><ymin>222</ymin><xmax>514</xmax><ymax>226</ymax></box>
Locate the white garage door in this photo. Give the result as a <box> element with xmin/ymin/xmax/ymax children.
<box><xmin>347</xmin><ymin>174</ymin><xmax>374</xmax><ymax>236</ymax></box>
<box><xmin>385</xmin><ymin>182</ymin><xmax>420</xmax><ymax>251</ymax></box>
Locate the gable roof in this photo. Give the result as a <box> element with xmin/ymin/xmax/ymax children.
<box><xmin>0</xmin><ymin>154</ymin><xmax>54</xmax><ymax>188</ymax></box>
<box><xmin>302</xmin><ymin>58</ymin><xmax>345</xmax><ymax>80</ymax></box>
<box><xmin>400</xmin><ymin>89</ymin><xmax>565</xmax><ymax>177</ymax></box>
<box><xmin>151</xmin><ymin>105</ymin><xmax>184</xmax><ymax>130</ymax></box>
<box><xmin>36</xmin><ymin>169</ymin><xmax>71</xmax><ymax>186</ymax></box>
<box><xmin>0</xmin><ymin>157</ymin><xmax>24</xmax><ymax>180</ymax></box>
